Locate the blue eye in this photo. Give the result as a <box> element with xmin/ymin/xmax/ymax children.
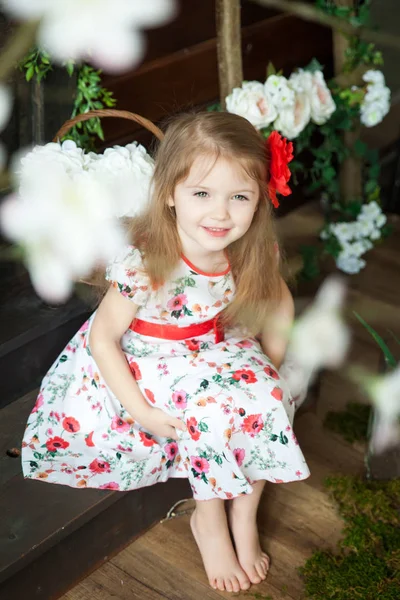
<box><xmin>233</xmin><ymin>194</ymin><xmax>249</xmax><ymax>201</ymax></box>
<box><xmin>194</xmin><ymin>191</ymin><xmax>208</xmax><ymax>198</ymax></box>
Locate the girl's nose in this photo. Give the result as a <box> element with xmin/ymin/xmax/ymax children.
<box><xmin>212</xmin><ymin>198</ymin><xmax>230</xmax><ymax>220</ymax></box>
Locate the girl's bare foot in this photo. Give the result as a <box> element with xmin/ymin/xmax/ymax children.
<box><xmin>228</xmin><ymin>503</ymin><xmax>270</xmax><ymax>584</ymax></box>
<box><xmin>190</xmin><ymin>503</ymin><xmax>251</xmax><ymax>593</ymax></box>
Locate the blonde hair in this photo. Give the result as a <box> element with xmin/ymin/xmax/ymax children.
<box><xmin>130</xmin><ymin>111</ymin><xmax>283</xmax><ymax>334</ymax></box>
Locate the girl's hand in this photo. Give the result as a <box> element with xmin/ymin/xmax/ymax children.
<box><xmin>139</xmin><ymin>407</ymin><xmax>187</xmax><ymax>441</ymax></box>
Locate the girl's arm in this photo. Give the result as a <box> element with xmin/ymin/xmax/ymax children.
<box><xmin>259</xmin><ymin>277</ymin><xmax>294</xmax><ymax>369</ymax></box>
<box><xmin>89</xmin><ymin>286</ymin><xmax>185</xmax><ymax>438</ymax></box>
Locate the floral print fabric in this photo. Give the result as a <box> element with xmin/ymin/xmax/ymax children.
<box><xmin>22</xmin><ymin>246</ymin><xmax>310</xmax><ymax>499</ymax></box>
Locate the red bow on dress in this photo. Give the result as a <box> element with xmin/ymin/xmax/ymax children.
<box><xmin>266</xmin><ymin>131</ymin><xmax>294</xmax><ymax>208</ymax></box>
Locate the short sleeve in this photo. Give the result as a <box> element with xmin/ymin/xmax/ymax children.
<box><xmin>105</xmin><ymin>245</ymin><xmax>150</xmax><ymax>306</ymax></box>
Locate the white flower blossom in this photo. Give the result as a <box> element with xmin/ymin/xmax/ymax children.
<box><xmin>273</xmin><ymin>91</ymin><xmax>311</xmax><ymax>139</ymax></box>
<box><xmin>87</xmin><ymin>141</ymin><xmax>154</xmax><ymax>218</ymax></box>
<box><xmin>226</xmin><ymin>81</ymin><xmax>277</xmax><ymax>129</ymax></box>
<box><xmin>336</xmin><ymin>254</ymin><xmax>366</xmax><ymax>274</ymax></box>
<box><xmin>0</xmin><ymin>85</ymin><xmax>12</xmax><ymax>131</ymax></box>
<box><xmin>264</xmin><ymin>75</ymin><xmax>295</xmax><ymax>109</ymax></box>
<box><xmin>363</xmin><ymin>366</ymin><xmax>400</xmax><ymax>454</ymax></box>
<box><xmin>375</xmin><ymin>213</ymin><xmax>387</xmax><ymax>228</ymax></box>
<box><xmin>360</xmin><ymin>71</ymin><xmax>391</xmax><ymax>128</ymax></box>
<box><xmin>287</xmin><ymin>276</ymin><xmax>351</xmax><ymax>374</ymax></box>
<box><xmin>370</xmin><ymin>228</ymin><xmax>381</xmax><ymax>241</ymax></box>
<box><xmin>308</xmin><ymin>70</ymin><xmax>336</xmax><ymax>125</ymax></box>
<box><xmin>289</xmin><ymin>69</ymin><xmax>313</xmax><ymax>94</ymax></box>
<box><xmin>0</xmin><ymin>144</ymin><xmax>127</xmax><ymax>302</ymax></box>
<box><xmin>3</xmin><ymin>0</ymin><xmax>177</xmax><ymax>73</ymax></box>
<box><xmin>363</xmin><ymin>69</ymin><xmax>385</xmax><ymax>86</ymax></box>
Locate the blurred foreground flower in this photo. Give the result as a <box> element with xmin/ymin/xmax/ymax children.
<box><xmin>0</xmin><ymin>84</ymin><xmax>13</xmax><ymax>169</ymax></box>
<box><xmin>0</xmin><ymin>141</ymin><xmax>127</xmax><ymax>302</ymax></box>
<box><xmin>281</xmin><ymin>277</ymin><xmax>351</xmax><ymax>406</ymax></box>
<box><xmin>2</xmin><ymin>0</ymin><xmax>177</xmax><ymax>73</ymax></box>
<box><xmin>359</xmin><ymin>367</ymin><xmax>400</xmax><ymax>454</ymax></box>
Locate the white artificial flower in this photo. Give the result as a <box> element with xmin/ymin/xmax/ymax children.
<box><xmin>364</xmin><ymin>85</ymin><xmax>390</xmax><ymax>105</ymax></box>
<box><xmin>226</xmin><ymin>81</ymin><xmax>277</xmax><ymax>129</ymax></box>
<box><xmin>370</xmin><ymin>228</ymin><xmax>381</xmax><ymax>241</ymax></box>
<box><xmin>360</xmin><ymin>102</ymin><xmax>386</xmax><ymax>127</ymax></box>
<box><xmin>348</xmin><ymin>241</ymin><xmax>367</xmax><ymax>258</ymax></box>
<box><xmin>273</xmin><ymin>91</ymin><xmax>311</xmax><ymax>139</ymax></box>
<box><xmin>264</xmin><ymin>75</ymin><xmax>295</xmax><ymax>109</ymax></box>
<box><xmin>363</xmin><ymin>69</ymin><xmax>385</xmax><ymax>86</ymax></box>
<box><xmin>0</xmin><ymin>85</ymin><xmax>12</xmax><ymax>131</ymax></box>
<box><xmin>331</xmin><ymin>222</ymin><xmax>356</xmax><ymax>243</ymax></box>
<box><xmin>3</xmin><ymin>0</ymin><xmax>177</xmax><ymax>73</ymax></box>
<box><xmin>0</xmin><ymin>153</ymin><xmax>125</xmax><ymax>303</ymax></box>
<box><xmin>356</xmin><ymin>215</ymin><xmax>376</xmax><ymax>238</ymax></box>
<box><xmin>375</xmin><ymin>213</ymin><xmax>387</xmax><ymax>228</ymax></box>
<box><xmin>360</xmin><ymin>200</ymin><xmax>381</xmax><ymax>219</ymax></box>
<box><xmin>308</xmin><ymin>70</ymin><xmax>336</xmax><ymax>125</ymax></box>
<box><xmin>336</xmin><ymin>253</ymin><xmax>366</xmax><ymax>274</ymax></box>
<box><xmin>87</xmin><ymin>142</ymin><xmax>154</xmax><ymax>218</ymax></box>
<box><xmin>319</xmin><ymin>228</ymin><xmax>329</xmax><ymax>240</ymax></box>
<box><xmin>289</xmin><ymin>69</ymin><xmax>313</xmax><ymax>94</ymax></box>
<box><xmin>363</xmin><ymin>366</ymin><xmax>400</xmax><ymax>454</ymax></box>
<box><xmin>287</xmin><ymin>276</ymin><xmax>351</xmax><ymax>374</ymax></box>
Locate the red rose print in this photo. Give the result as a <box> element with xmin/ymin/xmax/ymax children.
<box><xmin>99</xmin><ymin>482</ymin><xmax>120</xmax><ymax>490</ymax></box>
<box><xmin>139</xmin><ymin>431</ymin><xmax>158</xmax><ymax>447</ymax></box>
<box><xmin>232</xmin><ymin>369</ymin><xmax>257</xmax><ymax>384</ymax></box>
<box><xmin>185</xmin><ymin>339</ymin><xmax>200</xmax><ymax>352</ymax></box>
<box><xmin>242</xmin><ymin>414</ymin><xmax>264</xmax><ymax>436</ymax></box>
<box><xmin>236</xmin><ymin>340</ymin><xmax>253</xmax><ymax>348</ymax></box>
<box><xmin>264</xmin><ymin>366</ymin><xmax>279</xmax><ymax>379</ymax></box>
<box><xmin>145</xmin><ymin>388</ymin><xmax>156</xmax><ymax>404</ymax></box>
<box><xmin>271</xmin><ymin>387</ymin><xmax>283</xmax><ymax>401</ymax></box>
<box><xmin>46</xmin><ymin>436</ymin><xmax>69</xmax><ymax>452</ymax></box>
<box><xmin>238</xmin><ymin>408</ymin><xmax>246</xmax><ymax>416</ymax></box>
<box><xmin>167</xmin><ymin>293</ymin><xmax>188</xmax><ymax>312</ymax></box>
<box><xmin>32</xmin><ymin>393</ymin><xmax>44</xmax><ymax>413</ymax></box>
<box><xmin>62</xmin><ymin>416</ymin><xmax>81</xmax><ymax>433</ymax></box>
<box><xmin>165</xmin><ymin>442</ymin><xmax>178</xmax><ymax>461</ymax></box>
<box><xmin>85</xmin><ymin>431</ymin><xmax>95</xmax><ymax>447</ymax></box>
<box><xmin>111</xmin><ymin>416</ymin><xmax>130</xmax><ymax>433</ymax></box>
<box><xmin>129</xmin><ymin>360</ymin><xmax>142</xmax><ymax>380</ymax></box>
<box><xmin>172</xmin><ymin>390</ymin><xmax>188</xmax><ymax>410</ymax></box>
<box><xmin>89</xmin><ymin>458</ymin><xmax>112</xmax><ymax>474</ymax></box>
<box><xmin>190</xmin><ymin>456</ymin><xmax>210</xmax><ymax>474</ymax></box>
<box><xmin>233</xmin><ymin>448</ymin><xmax>245</xmax><ymax>466</ymax></box>
<box><xmin>187</xmin><ymin>416</ymin><xmax>201</xmax><ymax>441</ymax></box>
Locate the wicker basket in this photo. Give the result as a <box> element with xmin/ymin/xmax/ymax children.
<box><xmin>53</xmin><ymin>108</ymin><xmax>164</xmax><ymax>143</ymax></box>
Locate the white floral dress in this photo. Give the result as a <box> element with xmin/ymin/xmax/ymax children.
<box><xmin>22</xmin><ymin>246</ymin><xmax>310</xmax><ymax>499</ymax></box>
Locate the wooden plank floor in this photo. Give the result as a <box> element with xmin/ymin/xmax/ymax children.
<box><xmin>62</xmin><ymin>203</ymin><xmax>400</xmax><ymax>600</ymax></box>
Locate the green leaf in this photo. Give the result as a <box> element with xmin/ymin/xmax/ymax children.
<box><xmin>116</xmin><ymin>452</ymin><xmax>122</xmax><ymax>460</ymax></box>
<box><xmin>198</xmin><ymin>421</ymin><xmax>209</xmax><ymax>433</ymax></box>
<box><xmin>266</xmin><ymin>61</ymin><xmax>276</xmax><ymax>77</ymax></box>
<box><xmin>270</xmin><ymin>434</ymin><xmax>278</xmax><ymax>442</ymax></box>
<box><xmin>59</xmin><ymin>354</ymin><xmax>68</xmax><ymax>362</ymax></box>
<box><xmin>26</xmin><ymin>64</ymin><xmax>35</xmax><ymax>81</ymax></box>
<box><xmin>353</xmin><ymin>312</ymin><xmax>397</xmax><ymax>368</ymax></box>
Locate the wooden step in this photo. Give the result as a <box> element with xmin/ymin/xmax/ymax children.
<box><xmin>0</xmin><ymin>389</ymin><xmax>191</xmax><ymax>599</ymax></box>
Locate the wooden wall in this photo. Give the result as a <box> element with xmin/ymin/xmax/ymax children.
<box><xmin>101</xmin><ymin>0</ymin><xmax>333</xmax><ymax>147</ymax></box>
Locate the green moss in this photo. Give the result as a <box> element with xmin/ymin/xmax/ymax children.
<box><xmin>299</xmin><ymin>475</ymin><xmax>400</xmax><ymax>599</ymax></box>
<box><xmin>323</xmin><ymin>402</ymin><xmax>371</xmax><ymax>443</ymax></box>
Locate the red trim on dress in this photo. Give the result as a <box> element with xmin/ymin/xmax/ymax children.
<box><xmin>181</xmin><ymin>254</ymin><xmax>230</xmax><ymax>277</ymax></box>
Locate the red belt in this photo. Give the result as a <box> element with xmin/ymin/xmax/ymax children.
<box><xmin>130</xmin><ymin>315</ymin><xmax>224</xmax><ymax>343</ymax></box>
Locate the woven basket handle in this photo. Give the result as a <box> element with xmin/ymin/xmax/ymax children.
<box><xmin>52</xmin><ymin>109</ymin><xmax>164</xmax><ymax>142</ymax></box>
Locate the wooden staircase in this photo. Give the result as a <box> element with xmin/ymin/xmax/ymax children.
<box><xmin>0</xmin><ymin>281</ymin><xmax>190</xmax><ymax>600</ymax></box>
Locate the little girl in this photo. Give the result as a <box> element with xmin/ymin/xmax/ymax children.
<box><xmin>22</xmin><ymin>111</ymin><xmax>310</xmax><ymax>594</ymax></box>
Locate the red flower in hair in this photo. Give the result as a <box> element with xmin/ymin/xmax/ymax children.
<box><xmin>266</xmin><ymin>131</ymin><xmax>294</xmax><ymax>208</ymax></box>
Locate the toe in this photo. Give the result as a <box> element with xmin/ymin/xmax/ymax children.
<box><xmin>210</xmin><ymin>577</ymin><xmax>217</xmax><ymax>590</ymax></box>
<box><xmin>231</xmin><ymin>576</ymin><xmax>241</xmax><ymax>593</ymax></box>
<box><xmin>225</xmin><ymin>578</ymin><xmax>233</xmax><ymax>593</ymax></box>
<box><xmin>246</xmin><ymin>566</ymin><xmax>262</xmax><ymax>584</ymax></box>
<box><xmin>216</xmin><ymin>577</ymin><xmax>225</xmax><ymax>591</ymax></box>
<box><xmin>255</xmin><ymin>560</ymin><xmax>266</xmax><ymax>580</ymax></box>
<box><xmin>239</xmin><ymin>573</ymin><xmax>251</xmax><ymax>591</ymax></box>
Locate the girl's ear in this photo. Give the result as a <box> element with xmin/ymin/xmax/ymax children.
<box><xmin>167</xmin><ymin>196</ymin><xmax>175</xmax><ymax>207</ymax></box>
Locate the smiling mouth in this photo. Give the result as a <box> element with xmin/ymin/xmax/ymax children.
<box><xmin>203</xmin><ymin>227</ymin><xmax>230</xmax><ymax>231</ymax></box>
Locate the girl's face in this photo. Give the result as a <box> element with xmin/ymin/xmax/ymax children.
<box><xmin>168</xmin><ymin>154</ymin><xmax>259</xmax><ymax>260</ymax></box>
